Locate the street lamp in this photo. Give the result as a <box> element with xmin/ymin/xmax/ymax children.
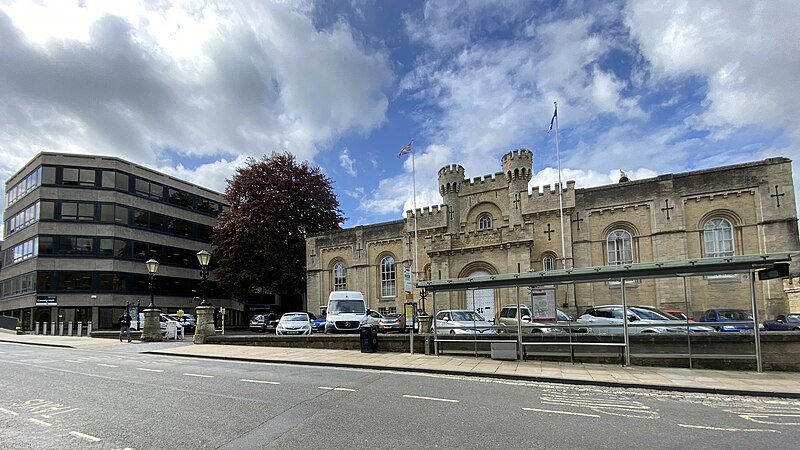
<box><xmin>196</xmin><ymin>250</ymin><xmax>211</xmax><ymax>307</ymax></box>
<box><xmin>145</xmin><ymin>258</ymin><xmax>160</xmax><ymax>308</ymax></box>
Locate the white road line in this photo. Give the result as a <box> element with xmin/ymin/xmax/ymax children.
<box><xmin>69</xmin><ymin>431</ymin><xmax>102</xmax><ymax>442</ymax></box>
<box><xmin>184</xmin><ymin>373</ymin><xmax>214</xmax><ymax>378</ymax></box>
<box><xmin>136</xmin><ymin>368</ymin><xmax>164</xmax><ymax>373</ymax></box>
<box><xmin>678</xmin><ymin>423</ymin><xmax>780</xmax><ymax>433</ymax></box>
<box><xmin>402</xmin><ymin>394</ymin><xmax>459</xmax><ymax>403</ymax></box>
<box><xmin>28</xmin><ymin>418</ymin><xmax>52</xmax><ymax>426</ymax></box>
<box><xmin>318</xmin><ymin>386</ymin><xmax>358</xmax><ymax>392</ymax></box>
<box><xmin>240</xmin><ymin>379</ymin><xmax>280</xmax><ymax>385</ymax></box>
<box><xmin>97</xmin><ymin>364</ymin><xmax>118</xmax><ymax>368</ymax></box>
<box><xmin>64</xmin><ymin>360</ymin><xmax>82</xmax><ymax>363</ymax></box>
<box><xmin>523</xmin><ymin>407</ymin><xmax>601</xmax><ymax>418</ymax></box>
<box><xmin>0</xmin><ymin>407</ymin><xmax>19</xmax><ymax>416</ymax></box>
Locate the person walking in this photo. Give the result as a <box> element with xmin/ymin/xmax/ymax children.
<box><xmin>119</xmin><ymin>311</ymin><xmax>132</xmax><ymax>342</ymax></box>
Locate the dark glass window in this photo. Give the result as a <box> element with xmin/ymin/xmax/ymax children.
<box><xmin>196</xmin><ymin>198</ymin><xmax>219</xmax><ymax>215</ymax></box>
<box><xmin>135</xmin><ymin>178</ymin><xmax>163</xmax><ymax>199</ymax></box>
<box><xmin>62</xmin><ymin>237</ymin><xmax>93</xmax><ymax>255</ymax></box>
<box><xmin>57</xmin><ymin>272</ymin><xmax>92</xmax><ymax>290</ymax></box>
<box><xmin>168</xmin><ymin>218</ymin><xmax>192</xmax><ymax>237</ymax></box>
<box><xmin>37</xmin><ymin>272</ymin><xmax>54</xmax><ymax>291</ymax></box>
<box><xmin>165</xmin><ymin>247</ymin><xmax>192</xmax><ymax>266</ymax></box>
<box><xmin>168</xmin><ymin>189</ymin><xmax>193</xmax><ymax>208</ymax></box>
<box><xmin>61</xmin><ymin>202</ymin><xmax>95</xmax><ymax>221</ymax></box>
<box><xmin>41</xmin><ymin>166</ymin><xmax>56</xmax><ymax>184</ymax></box>
<box><xmin>197</xmin><ymin>224</ymin><xmax>213</xmax><ymax>241</ymax></box>
<box><xmin>40</xmin><ymin>201</ymin><xmax>55</xmax><ymax>220</ymax></box>
<box><xmin>99</xmin><ymin>238</ymin><xmax>127</xmax><ymax>257</ymax></box>
<box><xmin>100</xmin><ymin>204</ymin><xmax>128</xmax><ymax>223</ymax></box>
<box><xmin>132</xmin><ymin>242</ymin><xmax>162</xmax><ymax>260</ymax></box>
<box><xmin>134</xmin><ymin>210</ymin><xmax>163</xmax><ymax>231</ymax></box>
<box><xmin>103</xmin><ymin>171</ymin><xmax>130</xmax><ymax>191</ymax></box>
<box><xmin>98</xmin><ymin>273</ymin><xmax>127</xmax><ymax>291</ymax></box>
<box><xmin>62</xmin><ymin>168</ymin><xmax>95</xmax><ymax>186</ymax></box>
<box><xmin>38</xmin><ymin>237</ymin><xmax>54</xmax><ymax>255</ymax></box>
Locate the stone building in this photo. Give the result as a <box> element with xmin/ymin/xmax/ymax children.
<box><xmin>306</xmin><ymin>149</ymin><xmax>800</xmax><ymax>320</ymax></box>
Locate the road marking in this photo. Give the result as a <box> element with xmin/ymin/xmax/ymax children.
<box><xmin>678</xmin><ymin>423</ymin><xmax>780</xmax><ymax>433</ymax></box>
<box><xmin>240</xmin><ymin>379</ymin><xmax>280</xmax><ymax>385</ymax></box>
<box><xmin>69</xmin><ymin>431</ymin><xmax>102</xmax><ymax>442</ymax></box>
<box><xmin>523</xmin><ymin>407</ymin><xmax>601</xmax><ymax>418</ymax></box>
<box><xmin>64</xmin><ymin>360</ymin><xmax>82</xmax><ymax>363</ymax></box>
<box><xmin>28</xmin><ymin>418</ymin><xmax>52</xmax><ymax>426</ymax></box>
<box><xmin>184</xmin><ymin>373</ymin><xmax>214</xmax><ymax>378</ymax></box>
<box><xmin>136</xmin><ymin>368</ymin><xmax>164</xmax><ymax>373</ymax></box>
<box><xmin>318</xmin><ymin>386</ymin><xmax>358</xmax><ymax>392</ymax></box>
<box><xmin>97</xmin><ymin>364</ymin><xmax>118</xmax><ymax>368</ymax></box>
<box><xmin>0</xmin><ymin>408</ymin><xmax>19</xmax><ymax>416</ymax></box>
<box><xmin>402</xmin><ymin>394</ymin><xmax>459</xmax><ymax>403</ymax></box>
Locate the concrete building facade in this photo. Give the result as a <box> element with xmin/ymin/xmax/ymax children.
<box><xmin>306</xmin><ymin>149</ymin><xmax>800</xmax><ymax>321</ymax></box>
<box><xmin>0</xmin><ymin>152</ymin><xmax>243</xmax><ymax>330</ymax></box>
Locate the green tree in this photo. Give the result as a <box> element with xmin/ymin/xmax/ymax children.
<box><xmin>213</xmin><ymin>152</ymin><xmax>345</xmax><ymax>302</ymax></box>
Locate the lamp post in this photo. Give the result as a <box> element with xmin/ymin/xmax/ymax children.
<box><xmin>145</xmin><ymin>258</ymin><xmax>160</xmax><ymax>308</ymax></box>
<box><xmin>196</xmin><ymin>250</ymin><xmax>211</xmax><ymax>307</ymax></box>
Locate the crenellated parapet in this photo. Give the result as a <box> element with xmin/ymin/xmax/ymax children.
<box><xmin>459</xmin><ymin>171</ymin><xmax>508</xmax><ymax>195</ymax></box>
<box><xmin>406</xmin><ymin>204</ymin><xmax>448</xmax><ymax>230</ymax></box>
<box><xmin>524</xmin><ymin>180</ymin><xmax>576</xmax><ymax>213</ymax></box>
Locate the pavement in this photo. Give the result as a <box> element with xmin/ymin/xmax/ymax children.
<box><xmin>3</xmin><ymin>329</ymin><xmax>800</xmax><ymax>399</ymax></box>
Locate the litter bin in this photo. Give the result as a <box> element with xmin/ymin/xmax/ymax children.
<box><xmin>360</xmin><ymin>325</ymin><xmax>378</xmax><ymax>353</ymax></box>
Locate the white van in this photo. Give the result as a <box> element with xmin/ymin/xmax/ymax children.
<box><xmin>324</xmin><ymin>291</ymin><xmax>379</xmax><ymax>334</ymax></box>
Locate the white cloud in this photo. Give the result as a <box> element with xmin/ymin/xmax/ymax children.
<box><xmin>625</xmin><ymin>0</ymin><xmax>800</xmax><ymax>140</ymax></box>
<box><xmin>0</xmin><ymin>1</ymin><xmax>392</xmax><ymax>190</ymax></box>
<box><xmin>339</xmin><ymin>148</ymin><xmax>357</xmax><ymax>176</ymax></box>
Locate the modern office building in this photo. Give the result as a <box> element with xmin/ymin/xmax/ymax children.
<box><xmin>0</xmin><ymin>152</ymin><xmax>244</xmax><ymax>330</ymax></box>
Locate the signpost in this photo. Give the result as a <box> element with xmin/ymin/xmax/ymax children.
<box><xmin>36</xmin><ymin>295</ymin><xmax>57</xmax><ymax>306</ymax></box>
<box><xmin>405</xmin><ymin>301</ymin><xmax>417</xmax><ymax>355</ymax></box>
<box><xmin>220</xmin><ymin>307</ymin><xmax>226</xmax><ymax>335</ymax></box>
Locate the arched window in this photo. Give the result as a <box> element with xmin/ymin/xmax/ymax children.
<box><xmin>607</xmin><ymin>230</ymin><xmax>633</xmax><ymax>265</ymax></box>
<box><xmin>543</xmin><ymin>255</ymin><xmax>555</xmax><ymax>271</ymax></box>
<box><xmin>380</xmin><ymin>256</ymin><xmax>396</xmax><ymax>297</ymax></box>
<box><xmin>478</xmin><ymin>214</ymin><xmax>492</xmax><ymax>231</ymax></box>
<box><xmin>704</xmin><ymin>218</ymin><xmax>734</xmax><ymax>257</ymax></box>
<box><xmin>333</xmin><ymin>262</ymin><xmax>346</xmax><ymax>291</ymax></box>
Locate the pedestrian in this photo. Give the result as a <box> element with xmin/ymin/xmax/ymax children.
<box><xmin>119</xmin><ymin>311</ymin><xmax>132</xmax><ymax>342</ymax></box>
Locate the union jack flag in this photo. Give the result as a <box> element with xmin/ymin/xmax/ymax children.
<box><xmin>397</xmin><ymin>140</ymin><xmax>414</xmax><ymax>158</ymax></box>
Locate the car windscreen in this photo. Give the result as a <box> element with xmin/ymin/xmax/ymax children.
<box><xmin>630</xmin><ymin>308</ymin><xmax>671</xmax><ymax>320</ymax></box>
<box><xmin>720</xmin><ymin>310</ymin><xmax>751</xmax><ymax>320</ymax></box>
<box><xmin>328</xmin><ymin>300</ymin><xmax>365</xmax><ymax>314</ymax></box>
<box><xmin>283</xmin><ymin>314</ymin><xmax>308</xmax><ymax>321</ymax></box>
<box><xmin>788</xmin><ymin>315</ymin><xmax>800</xmax><ymax>323</ymax></box>
<box><xmin>556</xmin><ymin>310</ymin><xmax>571</xmax><ymax>321</ymax></box>
<box><xmin>451</xmin><ymin>311</ymin><xmax>484</xmax><ymax>322</ymax></box>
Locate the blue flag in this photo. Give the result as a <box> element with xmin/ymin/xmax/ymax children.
<box><xmin>548</xmin><ymin>104</ymin><xmax>557</xmax><ymax>132</ymax></box>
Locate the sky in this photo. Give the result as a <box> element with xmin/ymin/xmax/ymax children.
<box><xmin>1</xmin><ymin>0</ymin><xmax>799</xmax><ymax>229</ymax></box>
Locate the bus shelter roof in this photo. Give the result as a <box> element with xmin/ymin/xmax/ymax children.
<box><xmin>417</xmin><ymin>253</ymin><xmax>795</xmax><ymax>293</ymax></box>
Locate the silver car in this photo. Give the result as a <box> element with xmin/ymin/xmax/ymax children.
<box><xmin>497</xmin><ymin>305</ymin><xmax>575</xmax><ymax>333</ymax></box>
<box><xmin>577</xmin><ymin>305</ymin><xmax>713</xmax><ymax>334</ymax></box>
<box><xmin>433</xmin><ymin>310</ymin><xmax>497</xmax><ymax>335</ymax></box>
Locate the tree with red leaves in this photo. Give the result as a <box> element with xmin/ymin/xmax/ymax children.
<box><xmin>212</xmin><ymin>152</ymin><xmax>345</xmax><ymax>305</ymax></box>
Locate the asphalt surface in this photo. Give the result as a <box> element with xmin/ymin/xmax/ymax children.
<box><xmin>1</xmin><ymin>342</ymin><xmax>799</xmax><ymax>449</ymax></box>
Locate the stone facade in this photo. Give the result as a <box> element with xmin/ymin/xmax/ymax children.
<box><xmin>306</xmin><ymin>150</ymin><xmax>800</xmax><ymax>320</ymax></box>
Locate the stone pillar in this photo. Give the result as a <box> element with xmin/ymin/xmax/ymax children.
<box><xmin>141</xmin><ymin>308</ymin><xmax>163</xmax><ymax>342</ymax></box>
<box><xmin>418</xmin><ymin>314</ymin><xmax>432</xmax><ymax>334</ymax></box>
<box><xmin>193</xmin><ymin>306</ymin><xmax>216</xmax><ymax>344</ymax></box>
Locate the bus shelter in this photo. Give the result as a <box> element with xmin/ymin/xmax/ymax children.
<box><xmin>418</xmin><ymin>253</ymin><xmax>795</xmax><ymax>373</ymax></box>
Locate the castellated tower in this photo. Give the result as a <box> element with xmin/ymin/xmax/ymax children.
<box><xmin>501</xmin><ymin>148</ymin><xmax>533</xmax><ymax>226</ymax></box>
<box><xmin>438</xmin><ymin>164</ymin><xmax>465</xmax><ymax>233</ymax></box>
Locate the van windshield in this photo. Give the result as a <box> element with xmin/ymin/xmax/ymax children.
<box><xmin>328</xmin><ymin>300</ymin><xmax>365</xmax><ymax>314</ymax></box>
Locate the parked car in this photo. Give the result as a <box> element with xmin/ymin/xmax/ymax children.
<box><xmin>662</xmin><ymin>309</ymin><xmax>692</xmax><ymax>321</ymax></box>
<box><xmin>130</xmin><ymin>313</ymin><xmax>183</xmax><ymax>335</ymax></box>
<box><xmin>311</xmin><ymin>314</ymin><xmax>327</xmax><ymax>332</ymax></box>
<box><xmin>249</xmin><ymin>314</ymin><xmax>280</xmax><ymax>333</ymax></box>
<box><xmin>276</xmin><ymin>312</ymin><xmax>312</xmax><ymax>335</ymax></box>
<box><xmin>497</xmin><ymin>305</ymin><xmax>587</xmax><ymax>333</ymax></box>
<box><xmin>578</xmin><ymin>305</ymin><xmax>713</xmax><ymax>334</ymax></box>
<box><xmin>324</xmin><ymin>291</ymin><xmax>381</xmax><ymax>334</ymax></box>
<box><xmin>379</xmin><ymin>313</ymin><xmax>406</xmax><ymax>333</ymax></box>
<box><xmin>167</xmin><ymin>313</ymin><xmax>196</xmax><ymax>332</ymax></box>
<box><xmin>433</xmin><ymin>310</ymin><xmax>497</xmax><ymax>335</ymax></box>
<box><xmin>698</xmin><ymin>308</ymin><xmax>761</xmax><ymax>332</ymax></box>
<box><xmin>762</xmin><ymin>314</ymin><xmax>800</xmax><ymax>331</ymax></box>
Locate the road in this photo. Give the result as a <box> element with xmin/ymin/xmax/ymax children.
<box><xmin>1</xmin><ymin>341</ymin><xmax>798</xmax><ymax>449</ymax></box>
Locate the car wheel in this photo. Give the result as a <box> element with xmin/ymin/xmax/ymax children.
<box><xmin>792</xmin><ymin>327</ymin><xmax>800</xmax><ymax>331</ymax></box>
<box><xmin>449</xmin><ymin>330</ymin><xmax>456</xmax><ymax>335</ymax></box>
<box><xmin>531</xmin><ymin>329</ymin><xmax>542</xmax><ymax>334</ymax></box>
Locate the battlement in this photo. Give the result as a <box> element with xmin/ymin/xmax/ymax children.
<box><xmin>405</xmin><ymin>204</ymin><xmax>447</xmax><ymax>218</ymax></box>
<box><xmin>501</xmin><ymin>148</ymin><xmax>532</xmax><ymax>164</ymax></box>
<box><xmin>406</xmin><ymin>203</ymin><xmax>448</xmax><ymax>229</ymax></box>
<box><xmin>467</xmin><ymin>172</ymin><xmax>503</xmax><ymax>185</ymax></box>
<box><xmin>438</xmin><ymin>164</ymin><xmax>465</xmax><ymax>177</ymax></box>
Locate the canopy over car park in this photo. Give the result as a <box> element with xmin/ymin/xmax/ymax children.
<box><xmin>417</xmin><ymin>253</ymin><xmax>797</xmax><ymax>372</ymax></box>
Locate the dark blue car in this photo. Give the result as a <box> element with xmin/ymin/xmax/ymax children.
<box><xmin>699</xmin><ymin>308</ymin><xmax>760</xmax><ymax>332</ymax></box>
<box><xmin>312</xmin><ymin>315</ymin><xmax>326</xmax><ymax>332</ymax></box>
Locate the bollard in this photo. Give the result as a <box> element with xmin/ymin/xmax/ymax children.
<box><xmin>87</xmin><ymin>321</ymin><xmax>92</xmax><ymax>336</ymax></box>
<box><xmin>43</xmin><ymin>322</ymin><xmax>48</xmax><ymax>335</ymax></box>
<box><xmin>51</xmin><ymin>322</ymin><xmax>56</xmax><ymax>336</ymax></box>
<box><xmin>59</xmin><ymin>322</ymin><xmax>64</xmax><ymax>336</ymax></box>
<box><xmin>67</xmin><ymin>322</ymin><xmax>73</xmax><ymax>336</ymax></box>
<box><xmin>35</xmin><ymin>322</ymin><xmax>40</xmax><ymax>335</ymax></box>
<box><xmin>77</xmin><ymin>322</ymin><xmax>82</xmax><ymax>337</ymax></box>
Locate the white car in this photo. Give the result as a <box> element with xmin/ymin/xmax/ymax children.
<box><xmin>577</xmin><ymin>305</ymin><xmax>713</xmax><ymax>334</ymax></box>
<box><xmin>497</xmin><ymin>305</ymin><xmax>573</xmax><ymax>333</ymax></box>
<box><xmin>130</xmin><ymin>313</ymin><xmax>182</xmax><ymax>335</ymax></box>
<box><xmin>433</xmin><ymin>310</ymin><xmax>497</xmax><ymax>335</ymax></box>
<box><xmin>276</xmin><ymin>312</ymin><xmax>312</xmax><ymax>336</ymax></box>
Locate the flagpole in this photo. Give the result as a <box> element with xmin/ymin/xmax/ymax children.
<box><xmin>411</xmin><ymin>148</ymin><xmax>420</xmax><ymax>296</ymax></box>
<box><xmin>554</xmin><ymin>101</ymin><xmax>567</xmax><ymax>270</ymax></box>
